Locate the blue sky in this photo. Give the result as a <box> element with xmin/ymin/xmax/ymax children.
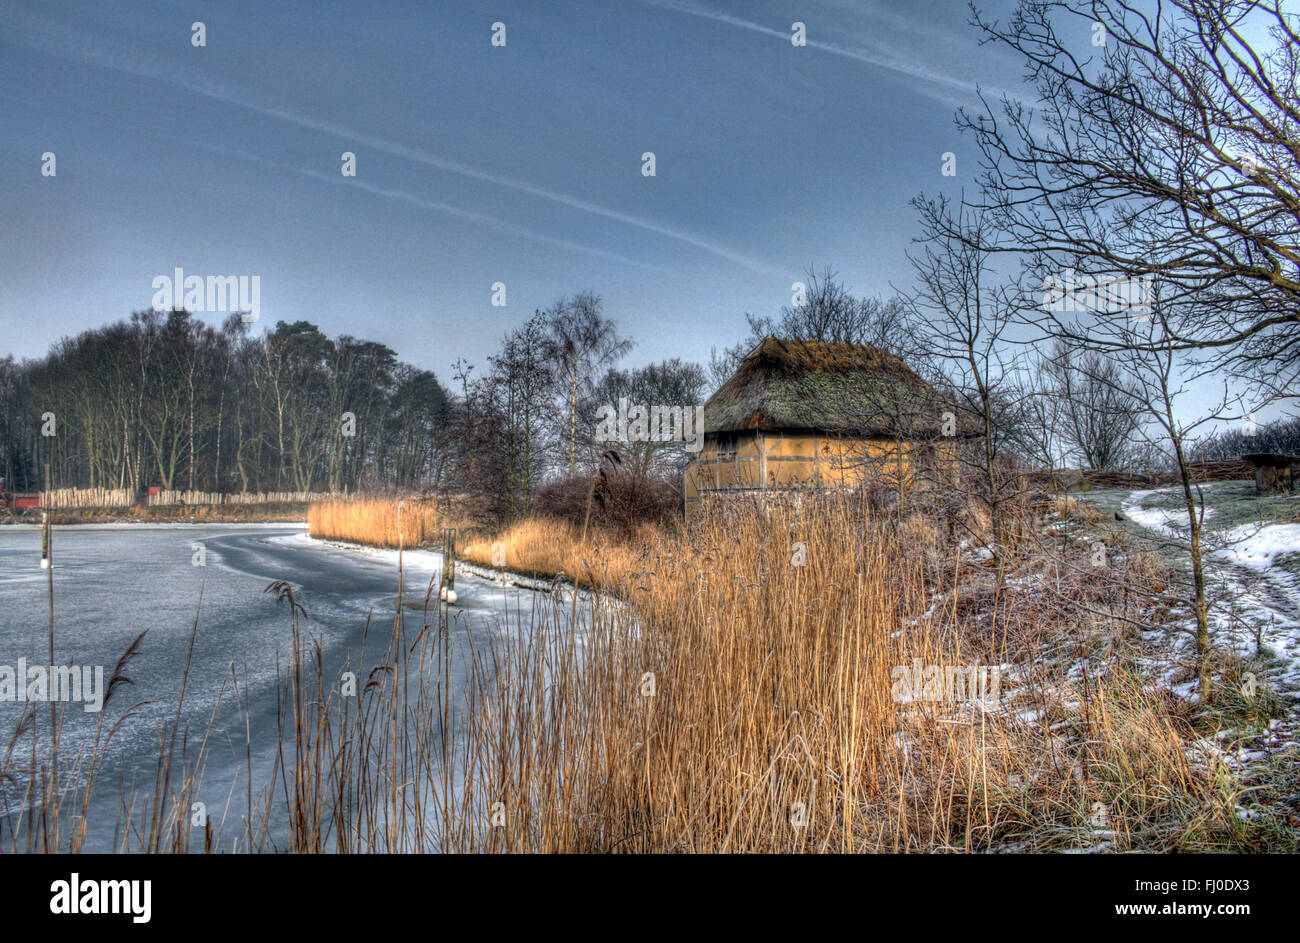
<box><xmin>3</xmin><ymin>0</ymin><xmax>1027</xmax><ymax>375</ymax></box>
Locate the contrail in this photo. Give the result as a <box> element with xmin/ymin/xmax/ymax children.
<box><xmin>0</xmin><ymin>1</ymin><xmax>782</xmax><ymax>277</ymax></box>
<box><xmin>186</xmin><ymin>141</ymin><xmax>667</xmax><ymax>272</ymax></box>
<box><xmin>639</xmin><ymin>0</ymin><xmax>1009</xmax><ymax>105</ymax></box>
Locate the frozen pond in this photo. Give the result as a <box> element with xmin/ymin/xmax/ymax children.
<box><xmin>0</xmin><ymin>523</ymin><xmax>562</xmax><ymax>852</ymax></box>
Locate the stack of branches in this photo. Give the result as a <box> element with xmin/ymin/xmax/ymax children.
<box><xmin>1025</xmin><ymin>460</ymin><xmax>1255</xmax><ymax>491</ymax></box>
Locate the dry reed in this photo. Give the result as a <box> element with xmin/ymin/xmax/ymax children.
<box><xmin>3</xmin><ymin>492</ymin><xmax>1274</xmax><ymax>853</ymax></box>
<box><xmin>308</xmin><ymin>498</ymin><xmax>440</xmax><ymax>549</ymax></box>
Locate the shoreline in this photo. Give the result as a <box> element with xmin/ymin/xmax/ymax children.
<box><xmin>302</xmin><ymin>531</ymin><xmax>576</xmax><ymax>595</ymax></box>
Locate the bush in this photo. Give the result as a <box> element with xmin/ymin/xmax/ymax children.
<box><xmin>534</xmin><ymin>469</ymin><xmax>681</xmax><ymax>537</ymax></box>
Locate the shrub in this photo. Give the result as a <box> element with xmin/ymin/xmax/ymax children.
<box><xmin>534</xmin><ymin>468</ymin><xmax>681</xmax><ymax>537</ymax></box>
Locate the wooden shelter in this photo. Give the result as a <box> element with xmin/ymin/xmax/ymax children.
<box><xmin>684</xmin><ymin>337</ymin><xmax>977</xmax><ymax>515</ymax></box>
<box><xmin>1242</xmin><ymin>453</ymin><xmax>1298</xmax><ymax>494</ymax></box>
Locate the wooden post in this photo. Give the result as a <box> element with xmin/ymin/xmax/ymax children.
<box><xmin>444</xmin><ymin>528</ymin><xmax>456</xmax><ymax>596</ymax></box>
<box><xmin>43</xmin><ymin>468</ymin><xmax>57</xmax><ymax>784</ymax></box>
<box><xmin>41</xmin><ymin>464</ymin><xmax>51</xmax><ymax>571</ymax></box>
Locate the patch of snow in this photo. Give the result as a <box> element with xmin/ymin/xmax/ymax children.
<box><xmin>1214</xmin><ymin>522</ymin><xmax>1300</xmax><ymax>577</ymax></box>
<box><xmin>1121</xmin><ymin>488</ymin><xmax>1214</xmax><ymax>538</ymax></box>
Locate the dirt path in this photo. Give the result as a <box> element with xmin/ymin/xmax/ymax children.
<box><xmin>1083</xmin><ymin>484</ymin><xmax>1300</xmax><ymax>693</ymax></box>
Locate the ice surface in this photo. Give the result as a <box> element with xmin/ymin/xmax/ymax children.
<box><xmin>0</xmin><ymin>523</ymin><xmax>571</xmax><ymax>851</ymax></box>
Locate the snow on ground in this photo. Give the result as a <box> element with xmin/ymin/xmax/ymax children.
<box><xmin>1121</xmin><ymin>488</ymin><xmax>1215</xmax><ymax>538</ymax></box>
<box><xmin>1078</xmin><ymin>485</ymin><xmax>1300</xmax><ymax>842</ymax></box>
<box><xmin>1114</xmin><ymin>484</ymin><xmax>1300</xmax><ymax>691</ymax></box>
<box><xmin>1216</xmin><ymin>521</ymin><xmax>1300</xmax><ymax>584</ymax></box>
<box><xmin>270</xmin><ymin>531</ymin><xmax>444</xmax><ymax>573</ymax></box>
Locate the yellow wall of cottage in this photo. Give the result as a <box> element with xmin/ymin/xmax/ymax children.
<box><xmin>683</xmin><ymin>431</ymin><xmax>957</xmax><ymax>514</ymax></box>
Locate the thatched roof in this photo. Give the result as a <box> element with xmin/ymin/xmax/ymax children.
<box><xmin>703</xmin><ymin>337</ymin><xmax>976</xmax><ymax>438</ymax></box>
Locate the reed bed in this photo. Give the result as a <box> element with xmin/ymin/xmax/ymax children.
<box><xmin>459</xmin><ymin>516</ymin><xmax>662</xmax><ymax>590</ymax></box>
<box><xmin>2</xmin><ymin>492</ymin><xmax>1272</xmax><ymax>853</ymax></box>
<box><xmin>436</xmin><ymin>496</ymin><xmax>1234</xmax><ymax>852</ymax></box>
<box><xmin>307</xmin><ymin>497</ymin><xmax>440</xmax><ymax>549</ymax></box>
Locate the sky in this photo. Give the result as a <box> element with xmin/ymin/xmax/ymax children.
<box><xmin>0</xmin><ymin>0</ymin><xmax>1039</xmax><ymax>378</ymax></box>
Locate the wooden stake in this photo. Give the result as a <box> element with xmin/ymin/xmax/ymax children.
<box><xmin>41</xmin><ymin>464</ymin><xmax>51</xmax><ymax>571</ymax></box>
<box><xmin>445</xmin><ymin>528</ymin><xmax>456</xmax><ymax>594</ymax></box>
<box><xmin>45</xmin><ymin>463</ymin><xmax>57</xmax><ymax>779</ymax></box>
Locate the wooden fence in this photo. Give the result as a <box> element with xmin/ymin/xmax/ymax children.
<box><xmin>15</xmin><ymin>488</ymin><xmax>345</xmax><ymax>509</ymax></box>
<box><xmin>145</xmin><ymin>490</ymin><xmax>339</xmax><ymax>506</ymax></box>
<box><xmin>39</xmin><ymin>488</ymin><xmax>133</xmax><ymax>508</ymax></box>
<box><xmin>1026</xmin><ymin>459</ymin><xmax>1254</xmax><ymax>491</ymax></box>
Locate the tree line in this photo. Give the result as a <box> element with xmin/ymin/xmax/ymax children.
<box><xmin>0</xmin><ymin>310</ymin><xmax>449</xmax><ymax>496</ymax></box>
<box><xmin>0</xmin><ymin>297</ymin><xmax>708</xmax><ymax>521</ymax></box>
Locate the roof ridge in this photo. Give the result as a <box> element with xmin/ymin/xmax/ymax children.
<box><xmin>744</xmin><ymin>336</ymin><xmax>906</xmax><ymax>373</ymax></box>
<box><xmin>703</xmin><ymin>336</ymin><xmax>976</xmax><ymax>437</ymax></box>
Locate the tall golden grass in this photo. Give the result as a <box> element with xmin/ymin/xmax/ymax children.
<box><xmin>5</xmin><ymin>492</ymin><xmax>1277</xmax><ymax>853</ymax></box>
<box><xmin>459</xmin><ymin>516</ymin><xmax>663</xmax><ymax>589</ymax></box>
<box><xmin>433</xmin><ymin>495</ymin><xmax>1237</xmax><ymax>852</ymax></box>
<box><xmin>308</xmin><ymin>497</ymin><xmax>440</xmax><ymax>548</ymax></box>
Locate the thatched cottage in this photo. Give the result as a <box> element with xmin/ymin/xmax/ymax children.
<box><xmin>684</xmin><ymin>337</ymin><xmax>975</xmax><ymax>514</ymax></box>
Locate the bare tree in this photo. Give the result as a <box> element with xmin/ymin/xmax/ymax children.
<box><xmin>709</xmin><ymin>265</ymin><xmax>917</xmax><ymax>391</ymax></box>
<box><xmin>1195</xmin><ymin>412</ymin><xmax>1300</xmax><ymax>458</ymax></box>
<box><xmin>1043</xmin><ymin>338</ymin><xmax>1143</xmax><ymax>470</ymax></box>
<box><xmin>908</xmin><ymin>196</ymin><xmax>1023</xmax><ymax>562</ymax></box>
<box><xmin>588</xmin><ymin>358</ymin><xmax>707</xmax><ymax>480</ymax></box>
<box><xmin>1067</xmin><ymin>286</ymin><xmax>1248</xmax><ymax>701</ymax></box>
<box><xmin>963</xmin><ymin>0</ymin><xmax>1300</xmax><ymax>398</ymax></box>
<box><xmin>543</xmin><ymin>292</ymin><xmax>633</xmax><ymax>477</ymax></box>
<box><xmin>489</xmin><ymin>313</ymin><xmax>556</xmax><ymax>518</ymax></box>
<box><xmin>1010</xmin><ymin>356</ymin><xmax>1066</xmax><ymax>474</ymax></box>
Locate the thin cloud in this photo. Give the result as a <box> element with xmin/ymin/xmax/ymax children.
<box><xmin>0</xmin><ymin>1</ymin><xmax>781</xmax><ymax>277</ymax></box>
<box><xmin>640</xmin><ymin>0</ymin><xmax>1009</xmax><ymax>106</ymax></box>
<box><xmin>186</xmin><ymin>141</ymin><xmax>666</xmax><ymax>271</ymax></box>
